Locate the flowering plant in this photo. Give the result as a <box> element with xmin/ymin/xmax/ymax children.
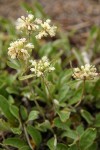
<box><xmin>0</xmin><ymin>4</ymin><xmax>100</xmax><ymax>150</ymax></box>
<box><xmin>72</xmin><ymin>64</ymin><xmax>98</xmax><ymax>80</ymax></box>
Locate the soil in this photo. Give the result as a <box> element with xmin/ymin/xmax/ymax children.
<box><xmin>0</xmin><ymin>0</ymin><xmax>100</xmax><ymax>45</ymax></box>
<box><xmin>0</xmin><ymin>0</ymin><xmax>100</xmax><ymax>25</ymax></box>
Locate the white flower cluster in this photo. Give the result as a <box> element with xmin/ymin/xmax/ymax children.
<box><xmin>16</xmin><ymin>14</ymin><xmax>39</xmax><ymax>32</ymax></box>
<box><xmin>72</xmin><ymin>64</ymin><xmax>98</xmax><ymax>80</ymax></box>
<box><xmin>8</xmin><ymin>38</ymin><xmax>34</xmax><ymax>60</ymax></box>
<box><xmin>35</xmin><ymin>19</ymin><xmax>57</xmax><ymax>39</ymax></box>
<box><xmin>16</xmin><ymin>14</ymin><xmax>57</xmax><ymax>39</ymax></box>
<box><xmin>30</xmin><ymin>56</ymin><xmax>55</xmax><ymax>77</ymax></box>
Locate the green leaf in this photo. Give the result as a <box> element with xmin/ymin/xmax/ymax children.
<box><xmin>6</xmin><ymin>87</ymin><xmax>19</xmax><ymax>95</ymax></box>
<box><xmin>19</xmin><ymin>74</ymin><xmax>34</xmax><ymax>80</ymax></box>
<box><xmin>20</xmin><ymin>105</ymin><xmax>28</xmax><ymax>121</ymax></box>
<box><xmin>58</xmin><ymin>84</ymin><xmax>69</xmax><ymax>102</ymax></box>
<box><xmin>7</xmin><ymin>60</ymin><xmax>20</xmax><ymax>70</ymax></box>
<box><xmin>0</xmin><ymin>95</ymin><xmax>16</xmax><ymax>122</ymax></box>
<box><xmin>35</xmin><ymin>86</ymin><xmax>46</xmax><ymax>101</ymax></box>
<box><xmin>57</xmin><ymin>109</ymin><xmax>70</xmax><ymax>122</ymax></box>
<box><xmin>47</xmin><ymin>137</ymin><xmax>57</xmax><ymax>150</ymax></box>
<box><xmin>60</xmin><ymin>70</ymin><xmax>72</xmax><ymax>85</ymax></box>
<box><xmin>28</xmin><ymin>110</ymin><xmax>39</xmax><ymax>122</ymax></box>
<box><xmin>69</xmin><ymin>88</ymin><xmax>83</xmax><ymax>105</ymax></box>
<box><xmin>9</xmin><ymin>105</ymin><xmax>19</xmax><ymax>121</ymax></box>
<box><xmin>47</xmin><ymin>138</ymin><xmax>68</xmax><ymax>150</ymax></box>
<box><xmin>11</xmin><ymin>127</ymin><xmax>22</xmax><ymax>135</ymax></box>
<box><xmin>19</xmin><ymin>146</ymin><xmax>31</xmax><ymax>150</ymax></box>
<box><xmin>54</xmin><ymin>117</ymin><xmax>69</xmax><ymax>130</ymax></box>
<box><xmin>37</xmin><ymin>120</ymin><xmax>52</xmax><ymax>132</ymax></box>
<box><xmin>76</xmin><ymin>124</ymin><xmax>84</xmax><ymax>136</ymax></box>
<box><xmin>27</xmin><ymin>125</ymin><xmax>42</xmax><ymax>147</ymax></box>
<box><xmin>86</xmin><ymin>143</ymin><xmax>98</xmax><ymax>150</ymax></box>
<box><xmin>0</xmin><ymin>119</ymin><xmax>11</xmax><ymax>132</ymax></box>
<box><xmin>81</xmin><ymin>109</ymin><xmax>94</xmax><ymax>124</ymax></box>
<box><xmin>3</xmin><ymin>138</ymin><xmax>27</xmax><ymax>149</ymax></box>
<box><xmin>21</xmin><ymin>2</ymin><xmax>34</xmax><ymax>13</ymax></box>
<box><xmin>34</xmin><ymin>2</ymin><xmax>46</xmax><ymax>18</ymax></box>
<box><xmin>94</xmin><ymin>113</ymin><xmax>100</xmax><ymax>127</ymax></box>
<box><xmin>39</xmin><ymin>42</ymin><xmax>53</xmax><ymax>56</ymax></box>
<box><xmin>68</xmin><ymin>144</ymin><xmax>78</xmax><ymax>150</ymax></box>
<box><xmin>57</xmin><ymin>143</ymin><xmax>68</xmax><ymax>150</ymax></box>
<box><xmin>79</xmin><ymin>128</ymin><xmax>96</xmax><ymax>150</ymax></box>
<box><xmin>62</xmin><ymin>129</ymin><xmax>78</xmax><ymax>140</ymax></box>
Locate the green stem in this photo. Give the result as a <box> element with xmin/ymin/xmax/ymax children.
<box><xmin>54</xmin><ymin>134</ymin><xmax>57</xmax><ymax>150</ymax></box>
<box><xmin>23</xmin><ymin>124</ymin><xmax>34</xmax><ymax>150</ymax></box>
<box><xmin>28</xmin><ymin>32</ymin><xmax>31</xmax><ymax>42</ymax></box>
<box><xmin>34</xmin><ymin>97</ymin><xmax>45</xmax><ymax>121</ymax></box>
<box><xmin>0</xmin><ymin>143</ymin><xmax>10</xmax><ymax>150</ymax></box>
<box><xmin>75</xmin><ymin>79</ymin><xmax>85</xmax><ymax>108</ymax></box>
<box><xmin>25</xmin><ymin>78</ymin><xmax>46</xmax><ymax>121</ymax></box>
<box><xmin>41</xmin><ymin>76</ymin><xmax>52</xmax><ymax>105</ymax></box>
<box><xmin>30</xmin><ymin>83</ymin><xmax>46</xmax><ymax>121</ymax></box>
<box><xmin>19</xmin><ymin>106</ymin><xmax>34</xmax><ymax>150</ymax></box>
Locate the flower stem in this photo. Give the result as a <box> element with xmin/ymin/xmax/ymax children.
<box><xmin>41</xmin><ymin>76</ymin><xmax>52</xmax><ymax>105</ymax></box>
<box><xmin>23</xmin><ymin>124</ymin><xmax>34</xmax><ymax>150</ymax></box>
<box><xmin>75</xmin><ymin>79</ymin><xmax>85</xmax><ymax>107</ymax></box>
<box><xmin>30</xmin><ymin>84</ymin><xmax>46</xmax><ymax>121</ymax></box>
<box><xmin>34</xmin><ymin>97</ymin><xmax>45</xmax><ymax>121</ymax></box>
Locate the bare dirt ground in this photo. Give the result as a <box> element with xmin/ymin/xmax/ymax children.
<box><xmin>0</xmin><ymin>0</ymin><xmax>100</xmax><ymax>45</ymax></box>
<box><xmin>0</xmin><ymin>0</ymin><xmax>100</xmax><ymax>25</ymax></box>
<box><xmin>38</xmin><ymin>0</ymin><xmax>100</xmax><ymax>46</ymax></box>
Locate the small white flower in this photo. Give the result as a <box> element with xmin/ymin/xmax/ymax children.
<box><xmin>81</xmin><ymin>66</ymin><xmax>85</xmax><ymax>70</ymax></box>
<box><xmin>19</xmin><ymin>49</ymin><xmax>30</xmax><ymax>60</ymax></box>
<box><xmin>74</xmin><ymin>68</ymin><xmax>80</xmax><ymax>72</ymax></box>
<box><xmin>8</xmin><ymin>49</ymin><xmax>17</xmax><ymax>59</ymax></box>
<box><xmin>36</xmin><ymin>31</ymin><xmax>48</xmax><ymax>39</ymax></box>
<box><xmin>25</xmin><ymin>43</ymin><xmax>34</xmax><ymax>49</ymax></box>
<box><xmin>35</xmin><ymin>18</ymin><xmax>42</xmax><ymax>24</ymax></box>
<box><xmin>29</xmin><ymin>60</ymin><xmax>36</xmax><ymax>66</ymax></box>
<box><xmin>35</xmin><ymin>19</ymin><xmax>57</xmax><ymax>39</ymax></box>
<box><xmin>30</xmin><ymin>68</ymin><xmax>35</xmax><ymax>72</ymax></box>
<box><xmin>46</xmin><ymin>19</ymin><xmax>51</xmax><ymax>23</ymax></box>
<box><xmin>72</xmin><ymin>64</ymin><xmax>98</xmax><ymax>80</ymax></box>
<box><xmin>30</xmin><ymin>56</ymin><xmax>55</xmax><ymax>77</ymax></box>
<box><xmin>37</xmin><ymin>71</ymin><xmax>43</xmax><ymax>77</ymax></box>
<box><xmin>8</xmin><ymin>39</ymin><xmax>34</xmax><ymax>60</ymax></box>
<box><xmin>16</xmin><ymin>13</ymin><xmax>57</xmax><ymax>38</ymax></box>
<box><xmin>44</xmin><ymin>62</ymin><xmax>50</xmax><ymax>67</ymax></box>
<box><xmin>42</xmin><ymin>56</ymin><xmax>48</xmax><ymax>61</ymax></box>
<box><xmin>49</xmin><ymin>67</ymin><xmax>55</xmax><ymax>71</ymax></box>
<box><xmin>16</xmin><ymin>13</ymin><xmax>39</xmax><ymax>32</ymax></box>
<box><xmin>28</xmin><ymin>14</ymin><xmax>34</xmax><ymax>20</ymax></box>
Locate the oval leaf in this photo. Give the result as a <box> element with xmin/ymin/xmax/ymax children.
<box><xmin>27</xmin><ymin>125</ymin><xmax>42</xmax><ymax>147</ymax></box>
<box><xmin>79</xmin><ymin>128</ymin><xmax>96</xmax><ymax>150</ymax></box>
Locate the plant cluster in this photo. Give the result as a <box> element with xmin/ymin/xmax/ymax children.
<box><xmin>0</xmin><ymin>4</ymin><xmax>100</xmax><ymax>150</ymax></box>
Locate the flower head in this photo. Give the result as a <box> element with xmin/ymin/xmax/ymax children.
<box><xmin>30</xmin><ymin>56</ymin><xmax>55</xmax><ymax>77</ymax></box>
<box><xmin>8</xmin><ymin>38</ymin><xmax>34</xmax><ymax>60</ymax></box>
<box><xmin>16</xmin><ymin>14</ymin><xmax>39</xmax><ymax>32</ymax></box>
<box><xmin>36</xmin><ymin>19</ymin><xmax>57</xmax><ymax>39</ymax></box>
<box><xmin>72</xmin><ymin>64</ymin><xmax>98</xmax><ymax>80</ymax></box>
<box><xmin>16</xmin><ymin>13</ymin><xmax>57</xmax><ymax>39</ymax></box>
